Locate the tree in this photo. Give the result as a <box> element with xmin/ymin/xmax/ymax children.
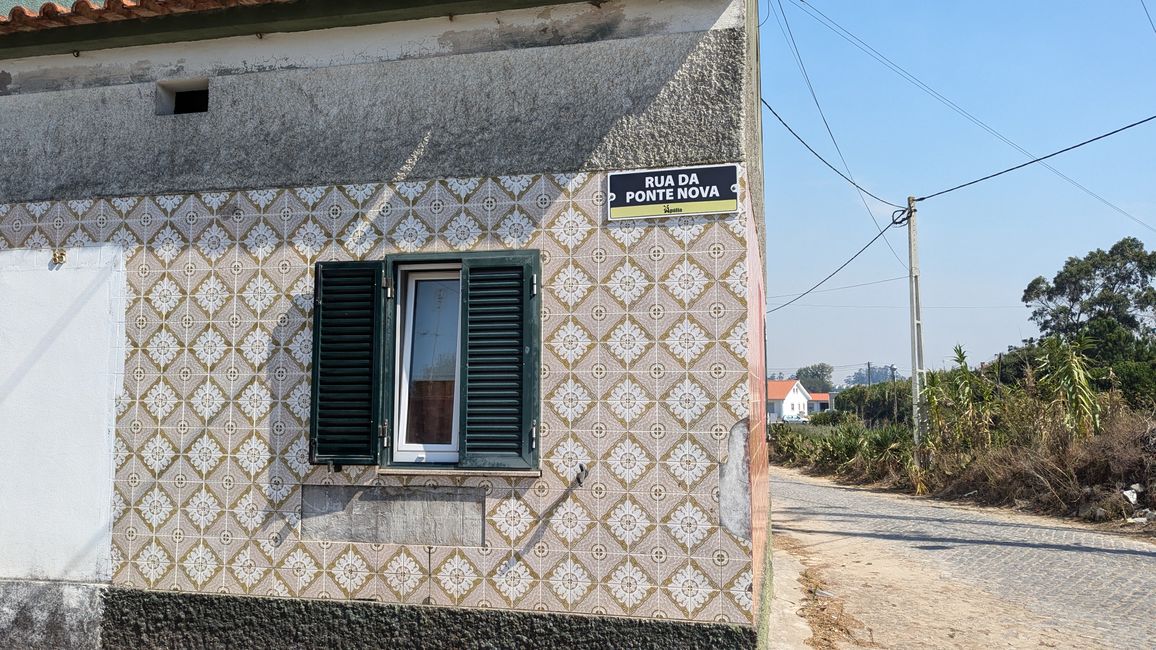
<box><xmin>1021</xmin><ymin>237</ymin><xmax>1156</xmax><ymax>407</ymax></box>
<box><xmin>834</xmin><ymin>381</ymin><xmax>911</xmax><ymax>426</ymax></box>
<box><xmin>1023</xmin><ymin>237</ymin><xmax>1156</xmax><ymax>339</ymax></box>
<box><xmin>844</xmin><ymin>365</ymin><xmax>902</xmax><ymax>386</ymax></box>
<box><xmin>795</xmin><ymin>363</ymin><xmax>834</xmax><ymax>392</ymax></box>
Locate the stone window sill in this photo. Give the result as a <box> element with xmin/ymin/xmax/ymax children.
<box><xmin>376</xmin><ymin>467</ymin><xmax>542</xmax><ymax>478</ymax></box>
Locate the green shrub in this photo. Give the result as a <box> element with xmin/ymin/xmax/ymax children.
<box><xmin>808</xmin><ymin>410</ymin><xmax>862</xmax><ymax>428</ymax></box>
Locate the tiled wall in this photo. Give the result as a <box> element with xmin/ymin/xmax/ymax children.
<box><xmin>0</xmin><ymin>170</ymin><xmax>758</xmax><ymax>624</ymax></box>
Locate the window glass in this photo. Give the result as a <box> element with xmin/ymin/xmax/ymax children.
<box><xmin>396</xmin><ymin>268</ymin><xmax>461</xmax><ymax>462</ymax></box>
<box><xmin>405</xmin><ymin>278</ymin><xmax>460</xmax><ymax>444</ymax></box>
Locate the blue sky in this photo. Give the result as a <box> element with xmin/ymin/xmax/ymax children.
<box><xmin>759</xmin><ymin>0</ymin><xmax>1156</xmax><ymax>381</ymax></box>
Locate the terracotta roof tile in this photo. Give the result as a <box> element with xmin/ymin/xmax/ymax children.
<box><xmin>0</xmin><ymin>0</ymin><xmax>291</xmax><ymax>36</ymax></box>
<box><xmin>766</xmin><ymin>379</ymin><xmax>802</xmax><ymax>401</ymax></box>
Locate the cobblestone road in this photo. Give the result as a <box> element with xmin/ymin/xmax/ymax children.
<box><xmin>772</xmin><ymin>470</ymin><xmax>1156</xmax><ymax>649</ymax></box>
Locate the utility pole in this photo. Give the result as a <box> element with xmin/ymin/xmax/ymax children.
<box><xmin>907</xmin><ymin>196</ymin><xmax>928</xmax><ymax>468</ymax></box>
<box><xmin>996</xmin><ymin>352</ymin><xmax>1003</xmax><ymax>394</ymax></box>
<box><xmin>866</xmin><ymin>361</ymin><xmax>873</xmax><ymax>387</ymax></box>
<box><xmin>890</xmin><ymin>364</ymin><xmax>898</xmax><ymax>423</ymax></box>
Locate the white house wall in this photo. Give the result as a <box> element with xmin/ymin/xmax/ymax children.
<box><xmin>0</xmin><ymin>245</ymin><xmax>126</xmax><ymax>582</ymax></box>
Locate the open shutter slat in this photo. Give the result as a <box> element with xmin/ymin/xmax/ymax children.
<box><xmin>310</xmin><ymin>261</ymin><xmax>383</xmax><ymax>466</ymax></box>
<box><xmin>458</xmin><ymin>254</ymin><xmax>539</xmax><ymax>469</ymax></box>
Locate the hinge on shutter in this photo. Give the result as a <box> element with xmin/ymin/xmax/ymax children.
<box><xmin>531</xmin><ymin>273</ymin><xmax>538</xmax><ymax>297</ymax></box>
<box><xmin>380</xmin><ymin>421</ymin><xmax>389</xmax><ymax>447</ymax></box>
<box><xmin>385</xmin><ymin>276</ymin><xmax>394</xmax><ymax>299</ymax></box>
<box><xmin>531</xmin><ymin>419</ymin><xmax>538</xmax><ymax>450</ymax></box>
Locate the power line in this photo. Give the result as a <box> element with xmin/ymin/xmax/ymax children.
<box><xmin>761</xmin><ymin>98</ymin><xmax>904</xmax><ymax>208</ymax></box>
<box><xmin>765</xmin><ymin>275</ymin><xmax>907</xmax><ymax>300</ymax></box>
<box><xmin>766</xmin><ymin>361</ymin><xmax>898</xmax><ymax>371</ymax></box>
<box><xmin>791</xmin><ymin>303</ymin><xmax>1024</xmax><ymax>310</ymax></box>
<box><xmin>1142</xmin><ymin>0</ymin><xmax>1156</xmax><ymax>38</ymax></box>
<box><xmin>767</xmin><ymin>207</ymin><xmax>909</xmax><ymax>314</ymax></box>
<box><xmin>768</xmin><ymin>0</ymin><xmax>908</xmax><ymax>270</ymax></box>
<box><xmin>916</xmin><ymin>113</ymin><xmax>1156</xmax><ymax>202</ymax></box>
<box><xmin>758</xmin><ymin>0</ymin><xmax>771</xmax><ymax>27</ymax></box>
<box><xmin>789</xmin><ymin>0</ymin><xmax>1156</xmax><ymax>234</ymax></box>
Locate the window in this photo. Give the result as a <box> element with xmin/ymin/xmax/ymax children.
<box><xmin>309</xmin><ymin>252</ymin><xmax>541</xmax><ymax>471</ymax></box>
<box><xmin>156</xmin><ymin>78</ymin><xmax>209</xmax><ymax>115</ymax></box>
<box><xmin>394</xmin><ymin>266</ymin><xmax>462</xmax><ymax>463</ymax></box>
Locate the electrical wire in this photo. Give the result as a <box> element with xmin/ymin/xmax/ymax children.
<box><xmin>916</xmin><ymin>113</ymin><xmax>1156</xmax><ymax>202</ymax></box>
<box><xmin>761</xmin><ymin>98</ymin><xmax>904</xmax><ymax>208</ymax></box>
<box><xmin>767</xmin><ymin>207</ymin><xmax>910</xmax><ymax>314</ymax></box>
<box><xmin>768</xmin><ymin>0</ymin><xmax>908</xmax><ymax>270</ymax></box>
<box><xmin>758</xmin><ymin>0</ymin><xmax>771</xmax><ymax>27</ymax></box>
<box><xmin>765</xmin><ymin>275</ymin><xmax>907</xmax><ymax>300</ymax></box>
<box><xmin>791</xmin><ymin>304</ymin><xmax>1024</xmax><ymax>310</ymax></box>
<box><xmin>1142</xmin><ymin>0</ymin><xmax>1156</xmax><ymax>38</ymax></box>
<box><xmin>766</xmin><ymin>361</ymin><xmax>890</xmax><ymax>371</ymax></box>
<box><xmin>789</xmin><ymin>0</ymin><xmax>1156</xmax><ymax>234</ymax></box>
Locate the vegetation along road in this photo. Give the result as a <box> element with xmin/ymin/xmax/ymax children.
<box><xmin>771</xmin><ymin>467</ymin><xmax>1156</xmax><ymax>649</ymax></box>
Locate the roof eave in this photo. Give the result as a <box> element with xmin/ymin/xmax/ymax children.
<box><xmin>0</xmin><ymin>0</ymin><xmax>576</xmax><ymax>61</ymax></box>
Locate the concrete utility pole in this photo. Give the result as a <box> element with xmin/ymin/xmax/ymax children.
<box><xmin>907</xmin><ymin>196</ymin><xmax>928</xmax><ymax>468</ymax></box>
<box><xmin>866</xmin><ymin>361</ymin><xmax>873</xmax><ymax>387</ymax></box>
<box><xmin>890</xmin><ymin>364</ymin><xmax>898</xmax><ymax>422</ymax></box>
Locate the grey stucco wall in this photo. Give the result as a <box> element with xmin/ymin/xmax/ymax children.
<box><xmin>0</xmin><ymin>28</ymin><xmax>747</xmax><ymax>203</ymax></box>
<box><xmin>101</xmin><ymin>588</ymin><xmax>756</xmax><ymax>650</ymax></box>
<box><xmin>0</xmin><ymin>579</ymin><xmax>104</xmax><ymax>650</ymax></box>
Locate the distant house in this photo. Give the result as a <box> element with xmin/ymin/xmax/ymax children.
<box><xmin>808</xmin><ymin>393</ymin><xmax>832</xmax><ymax>413</ymax></box>
<box><xmin>767</xmin><ymin>379</ymin><xmax>811</xmax><ymax>422</ymax></box>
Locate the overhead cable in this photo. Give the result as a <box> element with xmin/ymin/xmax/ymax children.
<box><xmin>761</xmin><ymin>98</ymin><xmax>904</xmax><ymax>208</ymax></box>
<box><xmin>769</xmin><ymin>0</ymin><xmax>908</xmax><ymax>269</ymax></box>
<box><xmin>765</xmin><ymin>275</ymin><xmax>907</xmax><ymax>300</ymax></box>
<box><xmin>1142</xmin><ymin>0</ymin><xmax>1156</xmax><ymax>38</ymax></box>
<box><xmin>767</xmin><ymin>208</ymin><xmax>910</xmax><ymax>314</ymax></box>
<box><xmin>916</xmin><ymin>113</ymin><xmax>1156</xmax><ymax>202</ymax></box>
<box><xmin>792</xmin><ymin>304</ymin><xmax>1024</xmax><ymax>310</ymax></box>
<box><xmin>790</xmin><ymin>0</ymin><xmax>1156</xmax><ymax>233</ymax></box>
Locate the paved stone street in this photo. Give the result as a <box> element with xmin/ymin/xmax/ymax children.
<box><xmin>772</xmin><ymin>468</ymin><xmax>1156</xmax><ymax>649</ymax></box>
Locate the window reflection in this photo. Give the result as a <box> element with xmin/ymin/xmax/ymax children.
<box><xmin>404</xmin><ymin>278</ymin><xmax>460</xmax><ymax>445</ymax></box>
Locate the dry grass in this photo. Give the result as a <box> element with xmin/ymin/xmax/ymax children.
<box><xmin>773</xmin><ymin>535</ymin><xmax>877</xmax><ymax>649</ymax></box>
<box><xmin>935</xmin><ymin>410</ymin><xmax>1156</xmax><ymax>521</ymax></box>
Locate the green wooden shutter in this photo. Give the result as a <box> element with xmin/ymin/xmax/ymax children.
<box><xmin>309</xmin><ymin>261</ymin><xmax>384</xmax><ymax>466</ymax></box>
<box><xmin>458</xmin><ymin>253</ymin><xmax>540</xmax><ymax>469</ymax></box>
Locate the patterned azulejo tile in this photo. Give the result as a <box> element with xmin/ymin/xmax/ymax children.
<box><xmin>2</xmin><ymin>169</ymin><xmax>759</xmax><ymax>625</ymax></box>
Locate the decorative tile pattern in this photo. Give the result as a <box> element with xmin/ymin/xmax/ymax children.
<box><xmin>0</xmin><ymin>169</ymin><xmax>759</xmax><ymax>625</ymax></box>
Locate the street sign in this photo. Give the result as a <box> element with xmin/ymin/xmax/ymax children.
<box><xmin>607</xmin><ymin>164</ymin><xmax>739</xmax><ymax>221</ymax></box>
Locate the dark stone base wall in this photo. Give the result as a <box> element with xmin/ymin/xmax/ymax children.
<box><xmin>101</xmin><ymin>588</ymin><xmax>756</xmax><ymax>650</ymax></box>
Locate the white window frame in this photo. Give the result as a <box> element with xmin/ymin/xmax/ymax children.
<box><xmin>393</xmin><ymin>264</ymin><xmax>463</xmax><ymax>463</ymax></box>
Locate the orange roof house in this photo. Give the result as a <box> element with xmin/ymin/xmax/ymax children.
<box><xmin>808</xmin><ymin>392</ymin><xmax>832</xmax><ymax>413</ymax></box>
<box><xmin>766</xmin><ymin>379</ymin><xmax>810</xmax><ymax>421</ymax></box>
<box><xmin>766</xmin><ymin>379</ymin><xmax>799</xmax><ymax>401</ymax></box>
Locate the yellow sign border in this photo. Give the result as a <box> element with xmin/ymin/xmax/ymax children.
<box><xmin>608</xmin><ymin>199</ymin><xmax>739</xmax><ymax>221</ymax></box>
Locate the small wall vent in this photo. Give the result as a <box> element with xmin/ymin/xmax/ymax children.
<box><xmin>156</xmin><ymin>78</ymin><xmax>209</xmax><ymax>115</ymax></box>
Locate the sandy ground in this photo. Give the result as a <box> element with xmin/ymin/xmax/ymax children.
<box><xmin>767</xmin><ymin>467</ymin><xmax>1142</xmax><ymax>649</ymax></box>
